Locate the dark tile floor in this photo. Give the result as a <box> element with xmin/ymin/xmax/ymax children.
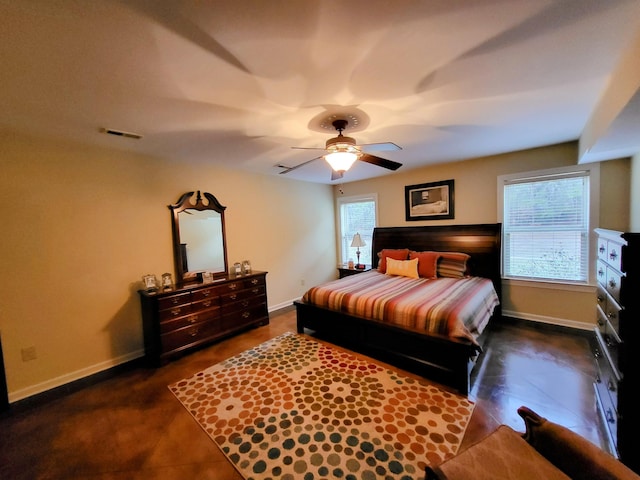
<box><xmin>0</xmin><ymin>307</ymin><xmax>606</xmax><ymax>479</ymax></box>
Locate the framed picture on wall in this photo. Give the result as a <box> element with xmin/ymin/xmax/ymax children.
<box><xmin>405</xmin><ymin>179</ymin><xmax>454</xmax><ymax>221</ymax></box>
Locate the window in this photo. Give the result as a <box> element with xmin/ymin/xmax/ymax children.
<box><xmin>498</xmin><ymin>165</ymin><xmax>599</xmax><ymax>284</ymax></box>
<box><xmin>337</xmin><ymin>194</ymin><xmax>377</xmax><ymax>266</ymax></box>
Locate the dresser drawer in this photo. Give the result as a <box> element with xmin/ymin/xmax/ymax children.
<box><xmin>191</xmin><ymin>296</ymin><xmax>220</xmax><ymax>311</ymax></box>
<box><xmin>158</xmin><ymin>303</ymin><xmax>192</xmax><ymax>322</ymax></box>
<box><xmin>606</xmin><ymin>268</ymin><xmax>623</xmax><ymax>304</ymax></box>
<box><xmin>597</xmin><ymin>260</ymin><xmax>607</xmax><ymax>286</ymax></box>
<box><xmin>221</xmin><ymin>302</ymin><xmax>268</xmax><ymax>330</ymax></box>
<box><xmin>243</xmin><ymin>276</ymin><xmax>266</xmax><ymax>289</ymax></box>
<box><xmin>158</xmin><ymin>292</ymin><xmax>192</xmax><ymax>310</ymax></box>
<box><xmin>221</xmin><ymin>285</ymin><xmax>265</xmax><ymax>305</ymax></box>
<box><xmin>160</xmin><ymin>319</ymin><xmax>222</xmax><ymax>353</ymax></box>
<box><xmin>160</xmin><ymin>307</ymin><xmax>220</xmax><ymax>334</ymax></box>
<box><xmin>606</xmin><ymin>241</ymin><xmax>623</xmax><ymax>273</ymax></box>
<box><xmin>594</xmin><ymin>334</ymin><xmax>620</xmax><ymax>406</ymax></box>
<box><xmin>596</xmin><ymin>308</ymin><xmax>621</xmax><ymax>368</ymax></box>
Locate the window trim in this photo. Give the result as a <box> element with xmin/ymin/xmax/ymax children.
<box><xmin>336</xmin><ymin>193</ymin><xmax>378</xmax><ymax>265</ymax></box>
<box><xmin>497</xmin><ymin>163</ymin><xmax>600</xmax><ymax>287</ymax></box>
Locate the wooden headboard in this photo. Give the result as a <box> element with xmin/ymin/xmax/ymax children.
<box><xmin>371</xmin><ymin>223</ymin><xmax>502</xmax><ymax>302</ymax></box>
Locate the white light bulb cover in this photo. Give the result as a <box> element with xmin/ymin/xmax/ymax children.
<box><xmin>325</xmin><ymin>151</ymin><xmax>358</xmax><ymax>171</ymax></box>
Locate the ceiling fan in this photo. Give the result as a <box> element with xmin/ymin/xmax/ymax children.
<box><xmin>279</xmin><ymin>119</ymin><xmax>403</xmax><ymax>180</ymax></box>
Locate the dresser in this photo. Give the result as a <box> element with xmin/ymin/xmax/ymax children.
<box><xmin>593</xmin><ymin>229</ymin><xmax>639</xmax><ymax>472</ymax></box>
<box><xmin>139</xmin><ymin>271</ymin><xmax>268</xmax><ymax>365</ymax></box>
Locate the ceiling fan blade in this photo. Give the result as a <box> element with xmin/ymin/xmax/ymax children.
<box><xmin>331</xmin><ymin>170</ymin><xmax>344</xmax><ymax>181</ymax></box>
<box><xmin>359</xmin><ymin>153</ymin><xmax>402</xmax><ymax>171</ymax></box>
<box><xmin>278</xmin><ymin>155</ymin><xmax>324</xmax><ymax>174</ymax></box>
<box><xmin>291</xmin><ymin>146</ymin><xmax>325</xmax><ymax>150</ymax></box>
<box><xmin>360</xmin><ymin>142</ymin><xmax>402</xmax><ymax>152</ymax></box>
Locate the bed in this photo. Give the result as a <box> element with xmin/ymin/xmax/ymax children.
<box><xmin>295</xmin><ymin>223</ymin><xmax>502</xmax><ymax>395</ymax></box>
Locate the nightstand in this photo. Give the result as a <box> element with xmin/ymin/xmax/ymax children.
<box><xmin>337</xmin><ymin>265</ymin><xmax>371</xmax><ymax>279</ymax></box>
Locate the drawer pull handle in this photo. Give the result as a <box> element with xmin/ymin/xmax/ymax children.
<box><xmin>203</xmin><ymin>301</ymin><xmax>212</xmax><ymax>307</ymax></box>
<box><xmin>597</xmin><ymin>295</ymin><xmax>604</xmax><ymax>303</ymax></box>
<box><xmin>171</xmin><ymin>308</ymin><xmax>181</xmax><ymax>316</ymax></box>
<box><xmin>229</xmin><ymin>294</ymin><xmax>237</xmax><ymax>300</ymax></box>
<box><xmin>202</xmin><ymin>290</ymin><xmax>210</xmax><ymax>297</ymax></box>
<box><xmin>598</xmin><ymin>269</ymin><xmax>604</xmax><ymax>278</ymax></box>
<box><xmin>252</xmin><ymin>288</ymin><xmax>259</xmax><ymax>294</ymax></box>
<box><xmin>607</xmin><ymin>311</ymin><xmax>616</xmax><ymax>319</ymax></box>
<box><xmin>599</xmin><ymin>245</ymin><xmax>606</xmax><ymax>254</ymax></box>
<box><xmin>609</xmin><ymin>250</ymin><xmax>618</xmax><ymax>260</ymax></box>
<box><xmin>251</xmin><ymin>279</ymin><xmax>259</xmax><ymax>285</ymax></box>
<box><xmin>595</xmin><ymin>372</ymin><xmax>601</xmax><ymax>383</ymax></box>
<box><xmin>597</xmin><ymin>319</ymin><xmax>604</xmax><ymax>327</ymax></box>
<box><xmin>242</xmin><ymin>311</ymin><xmax>250</xmax><ymax>318</ymax></box>
<box><xmin>606</xmin><ymin>409</ymin><xmax>615</xmax><ymax>424</ymax></box>
<box><xmin>242</xmin><ymin>300</ymin><xmax>249</xmax><ymax>307</ymax></box>
<box><xmin>593</xmin><ymin>348</ymin><xmax>601</xmax><ymax>358</ymax></box>
<box><xmin>171</xmin><ymin>297</ymin><xmax>180</xmax><ymax>304</ymax></box>
<box><xmin>190</xmin><ymin>329</ymin><xmax>199</xmax><ymax>337</ymax></box>
<box><xmin>608</xmin><ymin>279</ymin><xmax>617</xmax><ymax>289</ymax></box>
<box><xmin>607</xmin><ymin>380</ymin><xmax>616</xmax><ymax>392</ymax></box>
<box><xmin>189</xmin><ymin>315</ymin><xmax>198</xmax><ymax>324</ymax></box>
<box><xmin>229</xmin><ymin>283</ymin><xmax>238</xmax><ymax>290</ymax></box>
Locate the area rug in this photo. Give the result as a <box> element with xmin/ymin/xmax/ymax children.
<box><xmin>169</xmin><ymin>332</ymin><xmax>474</xmax><ymax>480</ymax></box>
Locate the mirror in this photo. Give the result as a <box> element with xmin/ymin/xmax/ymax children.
<box><xmin>169</xmin><ymin>191</ymin><xmax>228</xmax><ymax>282</ymax></box>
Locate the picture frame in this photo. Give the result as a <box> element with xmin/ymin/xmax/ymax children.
<box><xmin>142</xmin><ymin>274</ymin><xmax>158</xmax><ymax>292</ymax></box>
<box><xmin>161</xmin><ymin>272</ymin><xmax>173</xmax><ymax>289</ymax></box>
<box><xmin>405</xmin><ymin>179</ymin><xmax>455</xmax><ymax>221</ymax></box>
<box><xmin>202</xmin><ymin>271</ymin><xmax>213</xmax><ymax>284</ymax></box>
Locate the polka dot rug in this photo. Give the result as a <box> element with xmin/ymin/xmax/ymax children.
<box><xmin>169</xmin><ymin>332</ymin><xmax>474</xmax><ymax>480</ymax></box>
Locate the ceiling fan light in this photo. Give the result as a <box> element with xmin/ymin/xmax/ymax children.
<box><xmin>325</xmin><ymin>151</ymin><xmax>358</xmax><ymax>172</ymax></box>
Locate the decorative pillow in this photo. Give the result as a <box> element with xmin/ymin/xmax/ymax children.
<box><xmin>385</xmin><ymin>257</ymin><xmax>419</xmax><ymax>279</ymax></box>
<box><xmin>377</xmin><ymin>248</ymin><xmax>410</xmax><ymax>273</ymax></box>
<box><xmin>437</xmin><ymin>252</ymin><xmax>471</xmax><ymax>278</ymax></box>
<box><xmin>409</xmin><ymin>251</ymin><xmax>441</xmax><ymax>278</ymax></box>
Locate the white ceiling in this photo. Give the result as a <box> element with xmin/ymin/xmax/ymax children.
<box><xmin>1</xmin><ymin>0</ymin><xmax>639</xmax><ymax>184</ymax></box>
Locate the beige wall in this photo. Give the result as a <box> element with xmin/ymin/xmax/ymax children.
<box><xmin>334</xmin><ymin>142</ymin><xmax>630</xmax><ymax>328</ymax></box>
<box><xmin>0</xmin><ymin>131</ymin><xmax>335</xmax><ymax>401</ymax></box>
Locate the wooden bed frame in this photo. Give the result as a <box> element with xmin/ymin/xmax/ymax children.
<box><xmin>295</xmin><ymin>223</ymin><xmax>502</xmax><ymax>395</ymax></box>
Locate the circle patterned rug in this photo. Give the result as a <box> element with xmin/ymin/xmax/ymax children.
<box><xmin>169</xmin><ymin>332</ymin><xmax>474</xmax><ymax>480</ymax></box>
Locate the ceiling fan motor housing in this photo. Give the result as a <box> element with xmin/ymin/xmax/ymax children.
<box><xmin>325</xmin><ymin>134</ymin><xmax>359</xmax><ymax>152</ymax></box>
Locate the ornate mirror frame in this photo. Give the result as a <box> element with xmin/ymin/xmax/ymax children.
<box><xmin>169</xmin><ymin>191</ymin><xmax>229</xmax><ymax>282</ymax></box>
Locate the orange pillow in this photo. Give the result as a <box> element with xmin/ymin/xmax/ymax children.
<box><xmin>377</xmin><ymin>248</ymin><xmax>409</xmax><ymax>273</ymax></box>
<box><xmin>409</xmin><ymin>251</ymin><xmax>441</xmax><ymax>278</ymax></box>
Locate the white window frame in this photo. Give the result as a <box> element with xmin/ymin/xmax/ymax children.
<box><xmin>497</xmin><ymin>163</ymin><xmax>600</xmax><ymax>290</ymax></box>
<box><xmin>336</xmin><ymin>193</ymin><xmax>378</xmax><ymax>266</ymax></box>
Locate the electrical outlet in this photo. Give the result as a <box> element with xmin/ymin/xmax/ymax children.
<box><xmin>21</xmin><ymin>346</ymin><xmax>37</xmax><ymax>362</ymax></box>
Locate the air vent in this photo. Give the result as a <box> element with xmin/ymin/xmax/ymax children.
<box><xmin>99</xmin><ymin>127</ymin><xmax>142</xmax><ymax>140</ymax></box>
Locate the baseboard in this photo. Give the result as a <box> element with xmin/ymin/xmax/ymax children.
<box><xmin>268</xmin><ymin>299</ymin><xmax>299</xmax><ymax>312</ymax></box>
<box><xmin>8</xmin><ymin>349</ymin><xmax>144</xmax><ymax>404</ymax></box>
<box><xmin>501</xmin><ymin>309</ymin><xmax>594</xmax><ymax>332</ymax></box>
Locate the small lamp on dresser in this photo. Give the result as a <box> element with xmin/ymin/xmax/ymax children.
<box><xmin>351</xmin><ymin>233</ymin><xmax>366</xmax><ymax>269</ymax></box>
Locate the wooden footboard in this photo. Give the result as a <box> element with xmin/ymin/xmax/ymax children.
<box><xmin>295</xmin><ymin>299</ymin><xmax>483</xmax><ymax>395</ymax></box>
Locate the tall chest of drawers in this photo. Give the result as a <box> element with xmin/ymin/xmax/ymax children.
<box><xmin>139</xmin><ymin>271</ymin><xmax>268</xmax><ymax>365</ymax></box>
<box><xmin>593</xmin><ymin>229</ymin><xmax>639</xmax><ymax>472</ymax></box>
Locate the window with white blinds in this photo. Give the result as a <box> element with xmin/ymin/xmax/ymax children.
<box><xmin>337</xmin><ymin>194</ymin><xmax>377</xmax><ymax>266</ymax></box>
<box><xmin>501</xmin><ymin>169</ymin><xmax>592</xmax><ymax>283</ymax></box>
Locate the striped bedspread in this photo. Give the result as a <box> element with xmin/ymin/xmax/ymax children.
<box><xmin>301</xmin><ymin>270</ymin><xmax>499</xmax><ymax>345</ymax></box>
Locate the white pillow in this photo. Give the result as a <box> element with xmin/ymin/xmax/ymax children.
<box><xmin>385</xmin><ymin>257</ymin><xmax>419</xmax><ymax>279</ymax></box>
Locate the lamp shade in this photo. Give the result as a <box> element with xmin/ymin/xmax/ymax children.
<box><xmin>350</xmin><ymin>233</ymin><xmax>366</xmax><ymax>248</ymax></box>
<box><xmin>325</xmin><ymin>151</ymin><xmax>358</xmax><ymax>172</ymax></box>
